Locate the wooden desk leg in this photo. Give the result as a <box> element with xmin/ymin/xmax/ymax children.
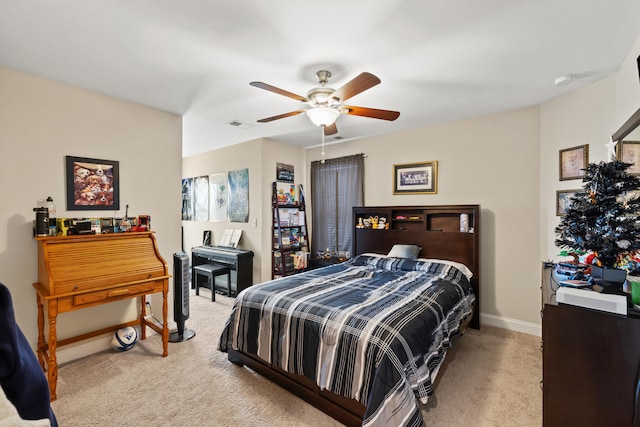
<box><xmin>35</xmin><ymin>292</ymin><xmax>45</xmax><ymax>370</ymax></box>
<box><xmin>140</xmin><ymin>296</ymin><xmax>147</xmax><ymax>341</ymax></box>
<box><xmin>162</xmin><ymin>287</ymin><xmax>168</xmax><ymax>357</ymax></box>
<box><xmin>47</xmin><ymin>299</ymin><xmax>58</xmax><ymax>401</ymax></box>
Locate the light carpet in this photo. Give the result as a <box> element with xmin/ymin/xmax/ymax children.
<box><xmin>51</xmin><ymin>290</ymin><xmax>542</xmax><ymax>426</ymax></box>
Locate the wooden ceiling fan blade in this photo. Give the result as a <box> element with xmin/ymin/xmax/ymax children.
<box><xmin>329</xmin><ymin>72</ymin><xmax>381</xmax><ymax>102</ymax></box>
<box><xmin>250</xmin><ymin>81</ymin><xmax>309</xmax><ymax>102</ymax></box>
<box><xmin>257</xmin><ymin>110</ymin><xmax>305</xmax><ymax>123</ymax></box>
<box><xmin>343</xmin><ymin>105</ymin><xmax>400</xmax><ymax>121</ymax></box>
<box><xmin>324</xmin><ymin>123</ymin><xmax>338</xmax><ymax>135</ymax></box>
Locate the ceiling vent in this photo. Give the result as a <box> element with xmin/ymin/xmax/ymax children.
<box><xmin>228</xmin><ymin>120</ymin><xmax>252</xmax><ymax>129</ymax></box>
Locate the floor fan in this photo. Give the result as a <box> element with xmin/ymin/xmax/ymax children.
<box><xmin>169</xmin><ymin>251</ymin><xmax>196</xmax><ymax>342</ymax></box>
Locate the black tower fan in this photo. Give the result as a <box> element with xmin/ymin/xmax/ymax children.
<box><xmin>169</xmin><ymin>251</ymin><xmax>196</xmax><ymax>342</ymax></box>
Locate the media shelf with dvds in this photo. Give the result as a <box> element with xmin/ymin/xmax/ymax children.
<box><xmin>271</xmin><ymin>182</ymin><xmax>309</xmax><ymax>279</ymax></box>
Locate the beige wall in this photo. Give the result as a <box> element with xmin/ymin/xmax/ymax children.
<box><xmin>306</xmin><ymin>107</ymin><xmax>542</xmax><ymax>332</ymax></box>
<box><xmin>178</xmin><ymin>32</ymin><xmax>640</xmax><ymax>337</ymax></box>
<box><xmin>540</xmin><ymin>77</ymin><xmax>617</xmax><ymax>263</ymax></box>
<box><xmin>540</xmin><ymin>33</ymin><xmax>640</xmax><ymax>265</ymax></box>
<box><xmin>183</xmin><ymin>107</ymin><xmax>542</xmax><ymax>334</ymax></box>
<box><xmin>616</xmin><ymin>35</ymin><xmax>640</xmax><ymax>128</ymax></box>
<box><xmin>0</xmin><ymin>66</ymin><xmax>183</xmax><ymax>362</ymax></box>
<box><xmin>181</xmin><ymin>138</ymin><xmax>306</xmax><ymax>283</ymax></box>
<box><xmin>2</xmin><ymin>31</ymin><xmax>637</xmax><ymax>362</ymax></box>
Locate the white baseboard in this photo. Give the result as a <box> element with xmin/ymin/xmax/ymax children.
<box><xmin>480</xmin><ymin>312</ymin><xmax>541</xmax><ymax>337</ymax></box>
<box><xmin>57</xmin><ymin>335</ymin><xmax>113</xmax><ymax>365</ymax></box>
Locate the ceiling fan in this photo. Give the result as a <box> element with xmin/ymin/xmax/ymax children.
<box><xmin>250</xmin><ymin>70</ymin><xmax>400</xmax><ymax>136</ymax></box>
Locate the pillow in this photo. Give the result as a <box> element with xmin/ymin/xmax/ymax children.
<box><xmin>387</xmin><ymin>244</ymin><xmax>422</xmax><ymax>260</ymax></box>
<box><xmin>418</xmin><ymin>258</ymin><xmax>474</xmax><ymax>280</ymax></box>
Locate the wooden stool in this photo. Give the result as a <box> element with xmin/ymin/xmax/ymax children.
<box><xmin>193</xmin><ymin>263</ymin><xmax>231</xmax><ymax>301</ymax></box>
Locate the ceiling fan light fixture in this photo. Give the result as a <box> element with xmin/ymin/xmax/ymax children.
<box><xmin>306</xmin><ymin>107</ymin><xmax>340</xmax><ymax>127</ymax></box>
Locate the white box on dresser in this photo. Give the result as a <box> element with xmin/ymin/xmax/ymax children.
<box><xmin>556</xmin><ymin>286</ymin><xmax>627</xmax><ymax>315</ymax></box>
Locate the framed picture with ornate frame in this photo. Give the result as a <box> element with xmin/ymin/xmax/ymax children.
<box><xmin>393</xmin><ymin>161</ymin><xmax>438</xmax><ymax>194</ymax></box>
<box><xmin>617</xmin><ymin>140</ymin><xmax>640</xmax><ymax>175</ymax></box>
<box><xmin>559</xmin><ymin>144</ymin><xmax>588</xmax><ymax>181</ymax></box>
<box><xmin>556</xmin><ymin>189</ymin><xmax>581</xmax><ymax>216</ymax></box>
<box><xmin>66</xmin><ymin>156</ymin><xmax>120</xmax><ymax>210</ymax></box>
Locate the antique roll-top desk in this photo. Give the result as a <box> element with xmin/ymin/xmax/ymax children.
<box><xmin>33</xmin><ymin>231</ymin><xmax>170</xmax><ymax>401</ymax></box>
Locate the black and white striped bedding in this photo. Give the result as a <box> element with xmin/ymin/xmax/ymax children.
<box><xmin>218</xmin><ymin>254</ymin><xmax>475</xmax><ymax>427</ymax></box>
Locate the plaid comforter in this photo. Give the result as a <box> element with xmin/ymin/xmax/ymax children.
<box><xmin>218</xmin><ymin>255</ymin><xmax>475</xmax><ymax>427</ymax></box>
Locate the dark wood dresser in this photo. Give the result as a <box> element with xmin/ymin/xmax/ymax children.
<box><xmin>542</xmin><ymin>302</ymin><xmax>640</xmax><ymax>426</ymax></box>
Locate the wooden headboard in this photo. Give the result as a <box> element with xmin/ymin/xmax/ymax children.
<box><xmin>353</xmin><ymin>205</ymin><xmax>480</xmax><ymax>329</ymax></box>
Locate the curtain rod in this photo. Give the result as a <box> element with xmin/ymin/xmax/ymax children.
<box><xmin>309</xmin><ymin>153</ymin><xmax>367</xmax><ymax>166</ymax></box>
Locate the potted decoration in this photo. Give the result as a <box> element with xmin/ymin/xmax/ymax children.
<box><xmin>555</xmin><ymin>160</ymin><xmax>640</xmax><ymax>292</ymax></box>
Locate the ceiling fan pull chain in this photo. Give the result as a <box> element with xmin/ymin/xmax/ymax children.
<box><xmin>321</xmin><ymin>126</ymin><xmax>326</xmax><ymax>164</ymax></box>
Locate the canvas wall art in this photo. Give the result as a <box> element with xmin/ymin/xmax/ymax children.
<box><xmin>193</xmin><ymin>175</ymin><xmax>209</xmax><ymax>221</ymax></box>
<box><xmin>181</xmin><ymin>178</ymin><xmax>193</xmax><ymax>221</ymax></box>
<box><xmin>228</xmin><ymin>168</ymin><xmax>249</xmax><ymax>223</ymax></box>
<box><xmin>209</xmin><ymin>173</ymin><xmax>228</xmax><ymax>222</ymax></box>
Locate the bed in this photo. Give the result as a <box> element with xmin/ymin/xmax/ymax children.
<box><xmin>218</xmin><ymin>204</ymin><xmax>480</xmax><ymax>426</ymax></box>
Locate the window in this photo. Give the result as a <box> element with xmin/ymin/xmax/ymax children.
<box><xmin>310</xmin><ymin>154</ymin><xmax>364</xmax><ymax>256</ymax></box>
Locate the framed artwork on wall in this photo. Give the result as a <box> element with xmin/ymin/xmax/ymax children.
<box><xmin>203</xmin><ymin>230</ymin><xmax>212</xmax><ymax>246</ymax></box>
<box><xmin>209</xmin><ymin>172</ymin><xmax>228</xmax><ymax>222</ymax></box>
<box><xmin>556</xmin><ymin>189</ymin><xmax>581</xmax><ymax>216</ymax></box>
<box><xmin>559</xmin><ymin>144</ymin><xmax>588</xmax><ymax>181</ymax></box>
<box><xmin>193</xmin><ymin>175</ymin><xmax>209</xmax><ymax>221</ymax></box>
<box><xmin>182</xmin><ymin>178</ymin><xmax>193</xmax><ymax>220</ymax></box>
<box><xmin>393</xmin><ymin>161</ymin><xmax>438</xmax><ymax>194</ymax></box>
<box><xmin>65</xmin><ymin>156</ymin><xmax>120</xmax><ymax>210</ymax></box>
<box><xmin>617</xmin><ymin>141</ymin><xmax>640</xmax><ymax>175</ymax></box>
<box><xmin>228</xmin><ymin>168</ymin><xmax>249</xmax><ymax>222</ymax></box>
<box><xmin>276</xmin><ymin>163</ymin><xmax>294</xmax><ymax>183</ymax></box>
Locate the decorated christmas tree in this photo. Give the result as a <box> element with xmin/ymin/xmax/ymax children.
<box><xmin>555</xmin><ymin>160</ymin><xmax>640</xmax><ymax>269</ymax></box>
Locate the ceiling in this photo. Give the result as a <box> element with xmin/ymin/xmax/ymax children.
<box><xmin>1</xmin><ymin>1</ymin><xmax>639</xmax><ymax>157</ymax></box>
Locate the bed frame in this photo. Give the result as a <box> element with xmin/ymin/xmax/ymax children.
<box><xmin>228</xmin><ymin>204</ymin><xmax>480</xmax><ymax>426</ymax></box>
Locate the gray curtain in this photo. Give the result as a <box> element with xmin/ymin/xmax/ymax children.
<box><xmin>310</xmin><ymin>154</ymin><xmax>364</xmax><ymax>256</ymax></box>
